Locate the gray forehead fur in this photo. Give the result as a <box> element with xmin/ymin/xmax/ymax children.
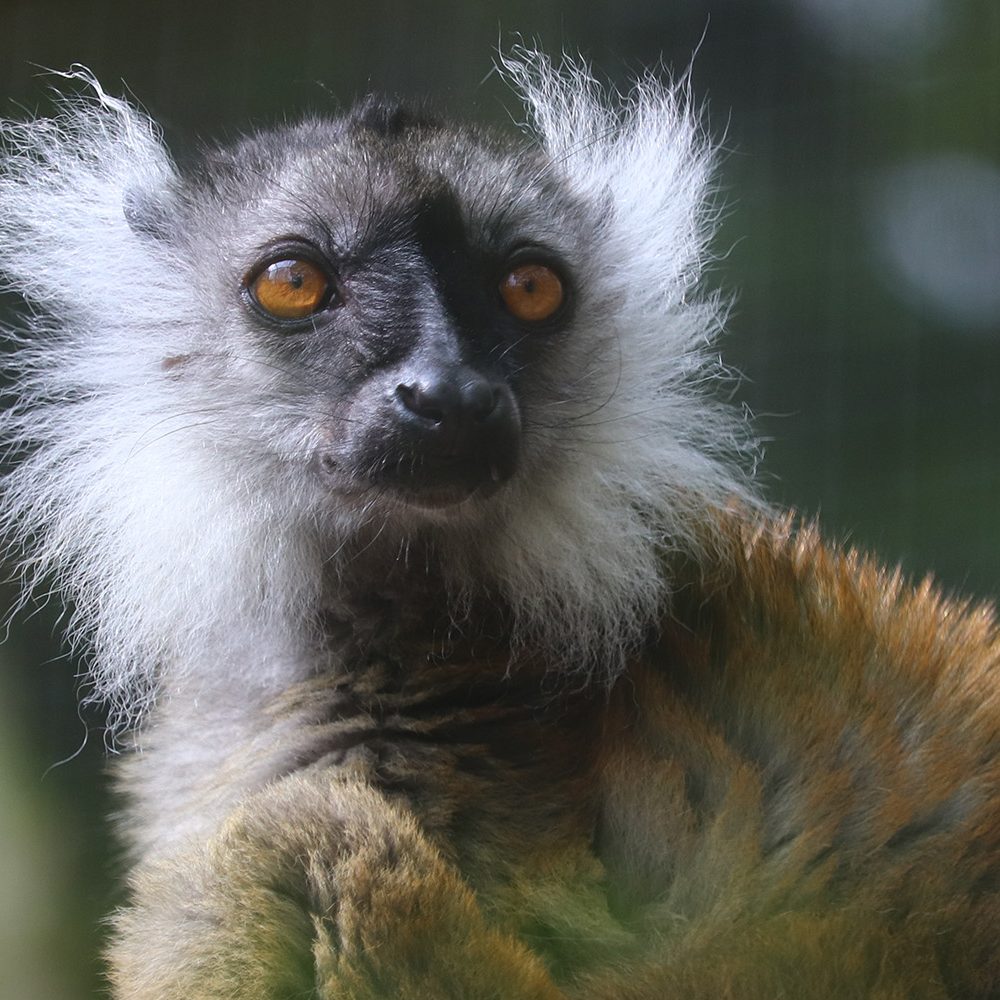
<box><xmin>172</xmin><ymin>107</ymin><xmax>594</xmax><ymax>281</ymax></box>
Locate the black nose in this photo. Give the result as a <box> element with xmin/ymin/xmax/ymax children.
<box><xmin>396</xmin><ymin>369</ymin><xmax>500</xmax><ymax>427</ymax></box>
<box><xmin>390</xmin><ymin>364</ymin><xmax>521</xmax><ymax>495</ymax></box>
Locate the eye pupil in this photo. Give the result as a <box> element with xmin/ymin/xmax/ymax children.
<box><xmin>247</xmin><ymin>256</ymin><xmax>332</xmax><ymax>321</ymax></box>
<box><xmin>500</xmin><ymin>263</ymin><xmax>564</xmax><ymax>323</ymax></box>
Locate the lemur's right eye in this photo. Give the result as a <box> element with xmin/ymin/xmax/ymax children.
<box><xmin>499</xmin><ymin>262</ymin><xmax>565</xmax><ymax>323</ymax></box>
<box><xmin>246</xmin><ymin>258</ymin><xmax>334</xmax><ymax>321</ymax></box>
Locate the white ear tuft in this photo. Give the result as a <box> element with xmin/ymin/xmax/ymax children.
<box><xmin>499</xmin><ymin>47</ymin><xmax>719</xmax><ymax>308</ymax></box>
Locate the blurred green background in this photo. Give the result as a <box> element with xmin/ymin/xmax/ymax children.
<box><xmin>1</xmin><ymin>0</ymin><xmax>998</xmax><ymax>995</ymax></box>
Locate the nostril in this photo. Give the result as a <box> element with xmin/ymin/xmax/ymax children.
<box><xmin>396</xmin><ymin>382</ymin><xmax>446</xmax><ymax>423</ymax></box>
<box><xmin>462</xmin><ymin>379</ymin><xmax>499</xmax><ymax>421</ymax></box>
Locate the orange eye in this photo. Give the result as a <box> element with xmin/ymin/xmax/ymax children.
<box><xmin>249</xmin><ymin>258</ymin><xmax>332</xmax><ymax>320</ymax></box>
<box><xmin>499</xmin><ymin>263</ymin><xmax>565</xmax><ymax>323</ymax></box>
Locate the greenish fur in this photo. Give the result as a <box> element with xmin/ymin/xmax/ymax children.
<box><xmin>109</xmin><ymin>515</ymin><xmax>1000</xmax><ymax>998</ymax></box>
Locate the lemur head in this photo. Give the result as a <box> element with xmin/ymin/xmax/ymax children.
<box><xmin>0</xmin><ymin>52</ymin><xmax>757</xmax><ymax>729</ymax></box>
<box><xmin>137</xmin><ymin>96</ymin><xmax>597</xmax><ymax>528</ymax></box>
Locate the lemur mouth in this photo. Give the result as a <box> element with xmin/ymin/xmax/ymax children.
<box><xmin>394</xmin><ymin>467</ymin><xmax>510</xmax><ymax>510</ymax></box>
<box><xmin>316</xmin><ymin>452</ymin><xmax>513</xmax><ymax>511</ymax></box>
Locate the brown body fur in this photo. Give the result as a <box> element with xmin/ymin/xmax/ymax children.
<box><xmin>109</xmin><ymin>512</ymin><xmax>1000</xmax><ymax>998</ymax></box>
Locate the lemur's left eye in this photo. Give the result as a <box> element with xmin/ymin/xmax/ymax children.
<box><xmin>499</xmin><ymin>263</ymin><xmax>565</xmax><ymax>323</ymax></box>
<box><xmin>247</xmin><ymin>258</ymin><xmax>334</xmax><ymax>320</ymax></box>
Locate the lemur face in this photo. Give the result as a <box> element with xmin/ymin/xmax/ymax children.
<box><xmin>147</xmin><ymin>103</ymin><xmax>595</xmax><ymax>518</ymax></box>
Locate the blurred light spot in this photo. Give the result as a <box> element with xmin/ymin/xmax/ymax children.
<box><xmin>872</xmin><ymin>155</ymin><xmax>1000</xmax><ymax>333</ymax></box>
<box><xmin>786</xmin><ymin>0</ymin><xmax>947</xmax><ymax>60</ymax></box>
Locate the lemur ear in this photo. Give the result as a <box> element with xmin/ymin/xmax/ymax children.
<box><xmin>123</xmin><ymin>186</ymin><xmax>175</xmax><ymax>241</ymax></box>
